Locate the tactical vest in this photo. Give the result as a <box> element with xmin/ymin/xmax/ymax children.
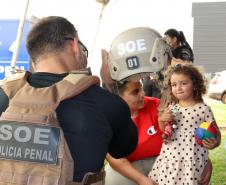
<box><xmin>0</xmin><ymin>70</ymin><xmax>103</xmax><ymax>185</ymax></box>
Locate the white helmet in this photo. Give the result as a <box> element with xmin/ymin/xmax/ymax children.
<box><xmin>108</xmin><ymin>27</ymin><xmax>162</xmax><ymax>81</ymax></box>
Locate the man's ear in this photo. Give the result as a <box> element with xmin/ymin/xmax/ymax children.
<box><xmin>71</xmin><ymin>39</ymin><xmax>79</xmax><ymax>54</ymax></box>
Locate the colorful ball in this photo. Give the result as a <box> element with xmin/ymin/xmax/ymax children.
<box><xmin>194</xmin><ymin>122</ymin><xmax>217</xmax><ymax>145</ymax></box>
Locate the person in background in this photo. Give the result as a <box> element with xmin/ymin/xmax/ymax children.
<box><xmin>164</xmin><ymin>28</ymin><xmax>194</xmax><ymax>63</ymax></box>
<box><xmin>142</xmin><ymin>74</ymin><xmax>162</xmax><ymax>99</ymax></box>
<box><xmin>0</xmin><ymin>16</ymin><xmax>138</xmax><ymax>185</ymax></box>
<box><xmin>149</xmin><ymin>63</ymin><xmax>221</xmax><ymax>184</ymax></box>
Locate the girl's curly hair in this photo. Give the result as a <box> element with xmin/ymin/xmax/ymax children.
<box><xmin>164</xmin><ymin>63</ymin><xmax>207</xmax><ymax>103</ymax></box>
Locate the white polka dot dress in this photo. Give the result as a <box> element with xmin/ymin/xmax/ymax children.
<box><xmin>149</xmin><ymin>103</ymin><xmax>215</xmax><ymax>185</ymax></box>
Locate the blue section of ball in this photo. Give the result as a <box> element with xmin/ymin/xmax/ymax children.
<box><xmin>195</xmin><ymin>128</ymin><xmax>205</xmax><ymax>140</ymax></box>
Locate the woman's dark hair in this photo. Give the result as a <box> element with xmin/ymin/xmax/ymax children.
<box><xmin>164</xmin><ymin>29</ymin><xmax>187</xmax><ymax>46</ymax></box>
<box><xmin>165</xmin><ymin>63</ymin><xmax>206</xmax><ymax>103</ymax></box>
<box><xmin>164</xmin><ymin>28</ymin><xmax>194</xmax><ymax>62</ymax></box>
<box><xmin>116</xmin><ymin>81</ymin><xmax>129</xmax><ymax>96</ymax></box>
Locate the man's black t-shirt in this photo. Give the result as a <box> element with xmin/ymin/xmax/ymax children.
<box><xmin>0</xmin><ymin>72</ymin><xmax>138</xmax><ymax>181</ymax></box>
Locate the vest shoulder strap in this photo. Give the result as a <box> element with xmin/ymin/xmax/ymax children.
<box><xmin>56</xmin><ymin>72</ymin><xmax>100</xmax><ymax>101</ymax></box>
<box><xmin>1</xmin><ymin>71</ymin><xmax>30</xmax><ymax>99</ymax></box>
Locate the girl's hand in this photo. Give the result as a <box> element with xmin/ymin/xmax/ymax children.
<box><xmin>158</xmin><ymin>107</ymin><xmax>176</xmax><ymax>131</ymax></box>
<box><xmin>202</xmin><ymin>138</ymin><xmax>219</xmax><ymax>149</ymax></box>
<box><xmin>202</xmin><ymin>122</ymin><xmax>221</xmax><ymax>149</ymax></box>
<box><xmin>158</xmin><ymin>107</ymin><xmax>175</xmax><ymax>123</ymax></box>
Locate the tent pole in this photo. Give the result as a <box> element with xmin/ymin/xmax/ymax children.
<box><xmin>10</xmin><ymin>0</ymin><xmax>30</xmax><ymax>73</ymax></box>
<box><xmin>89</xmin><ymin>0</ymin><xmax>110</xmax><ymax>66</ymax></box>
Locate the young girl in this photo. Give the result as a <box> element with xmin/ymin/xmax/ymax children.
<box><xmin>149</xmin><ymin>63</ymin><xmax>221</xmax><ymax>184</ymax></box>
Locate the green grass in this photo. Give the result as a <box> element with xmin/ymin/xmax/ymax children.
<box><xmin>209</xmin><ymin>104</ymin><xmax>226</xmax><ymax>127</ymax></box>
<box><xmin>207</xmin><ymin>102</ymin><xmax>226</xmax><ymax>184</ymax></box>
<box><xmin>209</xmin><ymin>130</ymin><xmax>226</xmax><ymax>184</ymax></box>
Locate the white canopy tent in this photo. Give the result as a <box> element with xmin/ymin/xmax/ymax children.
<box><xmin>1</xmin><ymin>0</ymin><xmax>219</xmax><ymax>76</ymax></box>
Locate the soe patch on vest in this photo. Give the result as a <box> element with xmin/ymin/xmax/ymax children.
<box><xmin>0</xmin><ymin>121</ymin><xmax>60</xmax><ymax>164</ymax></box>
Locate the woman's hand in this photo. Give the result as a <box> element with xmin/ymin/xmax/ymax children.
<box><xmin>138</xmin><ymin>177</ymin><xmax>158</xmax><ymax>185</ymax></box>
<box><xmin>199</xmin><ymin>158</ymin><xmax>212</xmax><ymax>185</ymax></box>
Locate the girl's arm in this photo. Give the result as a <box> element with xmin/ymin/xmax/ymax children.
<box><xmin>106</xmin><ymin>153</ymin><xmax>157</xmax><ymax>185</ymax></box>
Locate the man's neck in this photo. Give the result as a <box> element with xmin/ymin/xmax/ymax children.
<box><xmin>33</xmin><ymin>54</ymin><xmax>75</xmax><ymax>74</ymax></box>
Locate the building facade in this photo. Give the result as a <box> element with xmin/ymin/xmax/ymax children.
<box><xmin>192</xmin><ymin>2</ymin><xmax>226</xmax><ymax>73</ymax></box>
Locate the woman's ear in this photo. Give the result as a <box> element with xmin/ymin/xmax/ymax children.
<box><xmin>172</xmin><ymin>36</ymin><xmax>178</xmax><ymax>44</ymax></box>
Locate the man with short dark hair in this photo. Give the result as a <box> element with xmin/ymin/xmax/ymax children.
<box><xmin>0</xmin><ymin>16</ymin><xmax>138</xmax><ymax>185</ymax></box>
